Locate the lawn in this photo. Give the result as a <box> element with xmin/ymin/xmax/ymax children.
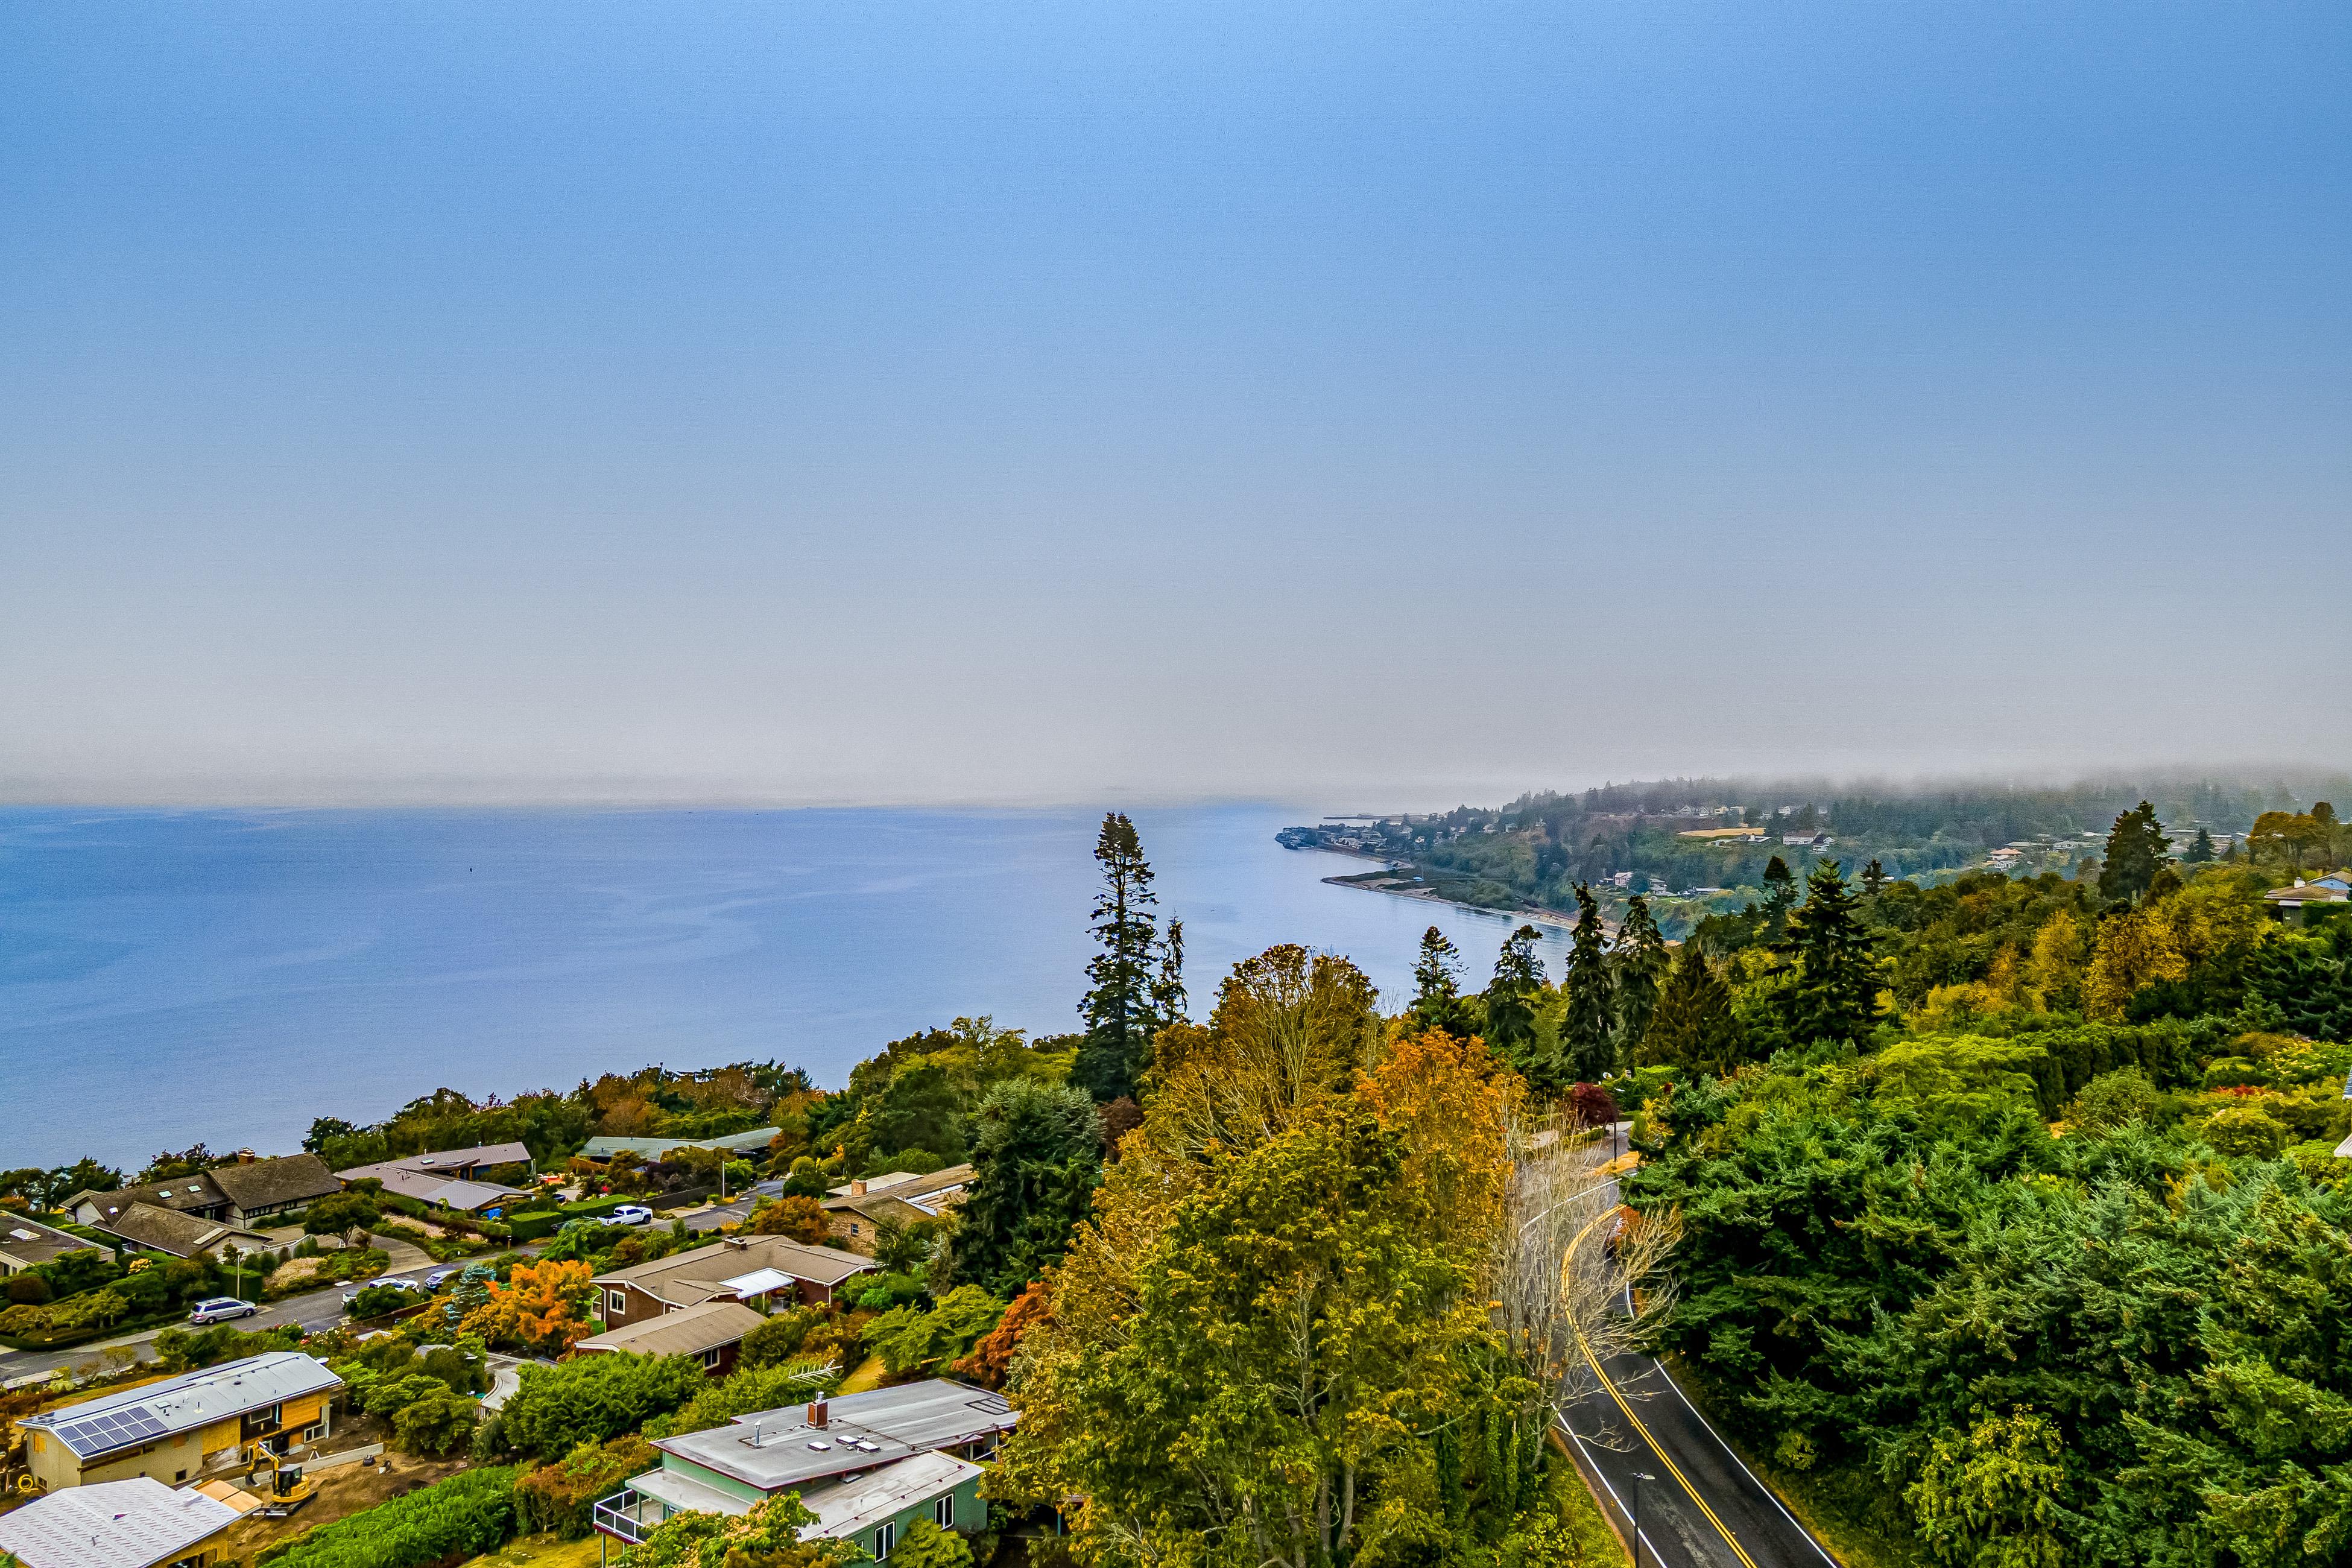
<box><xmin>459</xmin><ymin>1531</ymin><xmax>608</xmax><ymax>1568</ymax></box>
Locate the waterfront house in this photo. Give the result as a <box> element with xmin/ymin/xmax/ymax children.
<box><xmin>0</xmin><ymin>1477</ymin><xmax>242</xmax><ymax>1568</ymax></box>
<box><xmin>17</xmin><ymin>1352</ymin><xmax>342</xmax><ymax>1491</ymax></box>
<box><xmin>572</xmin><ymin>1300</ymin><xmax>768</xmax><ymax>1375</ymax></box>
<box><xmin>820</xmin><ymin>1168</ymin><xmax>972</xmax><ymax>1257</ymax></box>
<box><xmin>594</xmin><ymin>1380</ymin><xmax>1014</xmax><ymax>1561</ymax></box>
<box><xmin>591</xmin><ymin>1235</ymin><xmax>875</xmax><ymax>1327</ymax></box>
<box><xmin>335</xmin><ymin>1142</ymin><xmax>533</xmax><ymax>1213</ymax></box>
<box><xmin>66</xmin><ymin>1155</ymin><xmax>341</xmax><ymax>1232</ymax></box>
<box><xmin>0</xmin><ymin>1213</ymin><xmax>100</xmax><ymax>1277</ymax></box>
<box><xmin>86</xmin><ymin>1203</ymin><xmax>269</xmax><ymax>1263</ymax></box>
<box><xmin>577</xmin><ymin>1129</ymin><xmax>779</xmax><ymax>1165</ymax></box>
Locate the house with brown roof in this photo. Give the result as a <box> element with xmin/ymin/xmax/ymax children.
<box><xmin>590</xmin><ymin>1236</ymin><xmax>876</xmax><ymax>1332</ymax></box>
<box><xmin>66</xmin><ymin>1154</ymin><xmax>341</xmax><ymax>1231</ymax></box>
<box><xmin>572</xmin><ymin>1300</ymin><xmax>770</xmax><ymax>1375</ymax></box>
<box><xmin>0</xmin><ymin>1213</ymin><xmax>101</xmax><ymax>1277</ymax></box>
<box><xmin>89</xmin><ymin>1203</ymin><xmax>270</xmax><ymax>1262</ymax></box>
<box><xmin>820</xmin><ymin>1167</ymin><xmax>973</xmax><ymax>1257</ymax></box>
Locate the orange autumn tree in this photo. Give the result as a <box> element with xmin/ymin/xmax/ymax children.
<box><xmin>1358</xmin><ymin>1025</ymin><xmax>1519</xmax><ymax>1278</ymax></box>
<box><xmin>461</xmin><ymin>1259</ymin><xmax>598</xmax><ymax>1356</ymax></box>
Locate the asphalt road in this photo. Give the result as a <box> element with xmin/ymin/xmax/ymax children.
<box><xmin>0</xmin><ymin>1251</ymin><xmax>458</xmax><ymax>1383</ymax></box>
<box><xmin>1555</xmin><ymin>1174</ymin><xmax>1838</xmax><ymax>1568</ymax></box>
<box><xmin>683</xmin><ymin>1179</ymin><xmax>782</xmax><ymax>1232</ymax></box>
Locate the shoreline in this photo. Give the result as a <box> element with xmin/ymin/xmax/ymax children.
<box><xmin>1317</xmin><ymin>871</ymin><xmax>1580</xmax><ymax>934</ymax></box>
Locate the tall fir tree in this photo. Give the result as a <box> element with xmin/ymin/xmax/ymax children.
<box><xmin>1409</xmin><ymin>926</ymin><xmax>1470</xmax><ymax>1037</ymax></box>
<box><xmin>1610</xmin><ymin>896</ymin><xmax>1669</xmax><ymax>1055</ymax></box>
<box><xmin>1862</xmin><ymin>858</ymin><xmax>1888</xmax><ymax>897</ymax></box>
<box><xmin>1786</xmin><ymin>860</ymin><xmax>1878</xmax><ymax>1046</ymax></box>
<box><xmin>1636</xmin><ymin>943</ymin><xmax>1745</xmax><ymax>1074</ymax></box>
<box><xmin>1074</xmin><ymin>813</ymin><xmax>1178</xmax><ymax>1103</ymax></box>
<box><xmin>1761</xmin><ymin>855</ymin><xmax>1798</xmax><ymax>941</ymax></box>
<box><xmin>2184</xmin><ymin>828</ymin><xmax>2216</xmax><ymax>864</ymax></box>
<box><xmin>1481</xmin><ymin>926</ymin><xmax>1547</xmax><ymax>1077</ymax></box>
<box><xmin>2098</xmin><ymin>800</ymin><xmax>2171</xmax><ymax>905</ymax></box>
<box><xmin>1561</xmin><ymin>884</ymin><xmax>1616</xmax><ymax>1083</ymax></box>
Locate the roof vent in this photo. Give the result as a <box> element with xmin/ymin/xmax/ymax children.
<box><xmin>807</xmin><ymin>1439</ymin><xmax>832</xmax><ymax>1451</ymax></box>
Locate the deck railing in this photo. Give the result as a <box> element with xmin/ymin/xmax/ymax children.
<box><xmin>593</xmin><ymin>1490</ymin><xmax>656</xmax><ymax>1544</ymax></box>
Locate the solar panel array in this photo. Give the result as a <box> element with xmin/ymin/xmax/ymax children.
<box><xmin>52</xmin><ymin>1405</ymin><xmax>168</xmax><ymax>1458</ymax></box>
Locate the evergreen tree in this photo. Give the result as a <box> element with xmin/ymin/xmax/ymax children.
<box><xmin>1561</xmin><ymin>885</ymin><xmax>1616</xmax><ymax>1082</ymax></box>
<box><xmin>1610</xmin><ymin>896</ymin><xmax>1669</xmax><ymax>1054</ymax></box>
<box><xmin>2184</xmin><ymin>828</ymin><xmax>2216</xmax><ymax>864</ymax></box>
<box><xmin>1862</xmin><ymin>858</ymin><xmax>1888</xmax><ymax>897</ymax></box>
<box><xmin>1409</xmin><ymin>926</ymin><xmax>1470</xmax><ymax>1036</ymax></box>
<box><xmin>1481</xmin><ymin>926</ymin><xmax>1546</xmax><ymax>1072</ymax></box>
<box><xmin>1636</xmin><ymin>944</ymin><xmax>1745</xmax><ymax>1073</ymax></box>
<box><xmin>953</xmin><ymin>1079</ymin><xmax>1104</xmax><ymax>1296</ymax></box>
<box><xmin>1075</xmin><ymin>813</ymin><xmax>1173</xmax><ymax>1103</ymax></box>
<box><xmin>1786</xmin><ymin>861</ymin><xmax>1877</xmax><ymax>1046</ymax></box>
<box><xmin>1761</xmin><ymin>856</ymin><xmax>1798</xmax><ymax>941</ymax></box>
<box><xmin>1150</xmin><ymin>917</ymin><xmax>1187</xmax><ymax>1030</ymax></box>
<box><xmin>2098</xmin><ymin>800</ymin><xmax>2171</xmax><ymax>905</ymax></box>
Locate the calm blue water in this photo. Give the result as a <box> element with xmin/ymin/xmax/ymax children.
<box><xmin>0</xmin><ymin>806</ymin><xmax>1572</xmax><ymax>1169</ymax></box>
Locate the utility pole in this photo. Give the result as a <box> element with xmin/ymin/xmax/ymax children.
<box><xmin>1632</xmin><ymin>1471</ymin><xmax>1655</xmax><ymax>1568</ymax></box>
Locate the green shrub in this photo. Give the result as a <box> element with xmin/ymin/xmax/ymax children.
<box><xmin>263</xmin><ymin>1466</ymin><xmax>517</xmax><ymax>1568</ymax></box>
<box><xmin>349</xmin><ymin>1284</ymin><xmax>417</xmax><ymax>1319</ymax></box>
<box><xmin>486</xmin><ymin>1352</ymin><xmax>705</xmax><ymax>1460</ymax></box>
<box><xmin>7</xmin><ymin>1274</ymin><xmax>51</xmax><ymax>1305</ymax></box>
<box><xmin>514</xmin><ymin>1436</ymin><xmax>655</xmax><ymax>1538</ymax></box>
<box><xmin>865</xmin><ymin>1287</ymin><xmax>1005</xmax><ymax>1377</ymax></box>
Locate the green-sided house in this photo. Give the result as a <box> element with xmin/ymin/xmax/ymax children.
<box><xmin>593</xmin><ymin>1380</ymin><xmax>1012</xmax><ymax>1562</ymax></box>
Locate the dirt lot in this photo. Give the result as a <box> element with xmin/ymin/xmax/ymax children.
<box><xmin>213</xmin><ymin>1447</ymin><xmax>472</xmax><ymax>1563</ymax></box>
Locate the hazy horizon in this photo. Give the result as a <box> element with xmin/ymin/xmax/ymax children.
<box><xmin>5</xmin><ymin>5</ymin><xmax>2346</xmax><ymax>803</ymax></box>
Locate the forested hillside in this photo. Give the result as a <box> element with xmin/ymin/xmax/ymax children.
<box><xmin>1282</xmin><ymin>774</ymin><xmax>2350</xmax><ymax>937</ymax></box>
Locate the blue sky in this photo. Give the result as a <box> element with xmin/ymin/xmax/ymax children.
<box><xmin>3</xmin><ymin>4</ymin><xmax>2345</xmax><ymax>805</ymax></box>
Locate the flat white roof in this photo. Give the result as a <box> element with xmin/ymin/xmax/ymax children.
<box><xmin>719</xmin><ymin>1267</ymin><xmax>795</xmax><ymax>1298</ymax></box>
<box><xmin>798</xmin><ymin>1451</ymin><xmax>981</xmax><ymax>1541</ymax></box>
<box><xmin>0</xmin><ymin>1478</ymin><xmax>239</xmax><ymax>1568</ymax></box>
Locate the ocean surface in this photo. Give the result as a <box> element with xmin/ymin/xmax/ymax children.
<box><xmin>0</xmin><ymin>805</ymin><xmax>1573</xmax><ymax>1170</ymax></box>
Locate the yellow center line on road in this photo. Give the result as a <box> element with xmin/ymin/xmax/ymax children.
<box><xmin>1560</xmin><ymin>1201</ymin><xmax>1760</xmax><ymax>1568</ymax></box>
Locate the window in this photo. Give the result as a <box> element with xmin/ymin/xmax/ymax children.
<box><xmin>934</xmin><ymin>1494</ymin><xmax>955</xmax><ymax>1529</ymax></box>
<box><xmin>608</xmin><ymin>1291</ymin><xmax>627</xmax><ymax>1317</ymax></box>
<box><xmin>176</xmin><ymin>1469</ymin><xmax>189</xmax><ymax>1482</ymax></box>
<box><xmin>700</xmin><ymin>1349</ymin><xmax>722</xmax><ymax>1370</ymax></box>
<box><xmin>872</xmin><ymin>1523</ymin><xmax>894</xmax><ymax>1560</ymax></box>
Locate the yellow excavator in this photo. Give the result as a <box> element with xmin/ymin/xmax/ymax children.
<box><xmin>251</xmin><ymin>1447</ymin><xmax>317</xmax><ymax>1516</ymax></box>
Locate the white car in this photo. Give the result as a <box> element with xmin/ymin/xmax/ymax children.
<box><xmin>605</xmin><ymin>1205</ymin><xmax>654</xmax><ymax>1226</ymax></box>
<box><xmin>188</xmin><ymin>1297</ymin><xmax>259</xmax><ymax>1325</ymax></box>
<box><xmin>342</xmin><ymin>1276</ymin><xmax>425</xmax><ymax>1306</ymax></box>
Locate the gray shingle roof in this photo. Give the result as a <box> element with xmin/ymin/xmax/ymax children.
<box><xmin>89</xmin><ymin>1203</ymin><xmax>268</xmax><ymax>1260</ymax></box>
<box><xmin>592</xmin><ymin>1236</ymin><xmax>875</xmax><ymax>1300</ymax></box>
<box><xmin>0</xmin><ymin>1478</ymin><xmax>240</xmax><ymax>1568</ymax></box>
<box><xmin>22</xmin><ymin>1353</ymin><xmax>342</xmax><ymax>1460</ymax></box>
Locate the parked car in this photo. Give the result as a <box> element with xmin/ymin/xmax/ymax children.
<box><xmin>188</xmin><ymin>1297</ymin><xmax>259</xmax><ymax>1325</ymax></box>
<box><xmin>422</xmin><ymin>1266</ymin><xmax>458</xmax><ymax>1290</ymax></box>
<box><xmin>342</xmin><ymin>1276</ymin><xmax>425</xmax><ymax>1306</ymax></box>
<box><xmin>606</xmin><ymin>1204</ymin><xmax>654</xmax><ymax>1226</ymax></box>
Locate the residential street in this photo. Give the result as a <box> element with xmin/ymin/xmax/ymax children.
<box><xmin>1554</xmin><ymin>1171</ymin><xmax>1838</xmax><ymax>1568</ymax></box>
<box><xmin>0</xmin><ymin>1236</ymin><xmax>454</xmax><ymax>1385</ymax></box>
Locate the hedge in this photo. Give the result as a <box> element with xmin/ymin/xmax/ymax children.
<box><xmin>262</xmin><ymin>1466</ymin><xmax>518</xmax><ymax>1568</ymax></box>
<box><xmin>507</xmin><ymin>1196</ymin><xmax>642</xmax><ymax>1242</ymax></box>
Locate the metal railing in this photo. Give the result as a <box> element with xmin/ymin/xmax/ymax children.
<box><xmin>593</xmin><ymin>1490</ymin><xmax>656</xmax><ymax>1544</ymax></box>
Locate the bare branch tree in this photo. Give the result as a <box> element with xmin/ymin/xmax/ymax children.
<box><xmin>1497</xmin><ymin>1107</ymin><xmax>1681</xmax><ymax>1436</ymax></box>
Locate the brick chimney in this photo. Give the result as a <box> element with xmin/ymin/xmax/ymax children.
<box><xmin>849</xmin><ymin>1180</ymin><xmax>866</xmax><ymax>1197</ymax></box>
<box><xmin>808</xmin><ymin>1398</ymin><xmax>829</xmax><ymax>1429</ymax></box>
<box><xmin>235</xmin><ymin>1149</ymin><xmax>257</xmax><ymax>1164</ymax></box>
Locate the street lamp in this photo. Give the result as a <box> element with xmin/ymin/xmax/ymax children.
<box><xmin>1631</xmin><ymin>1471</ymin><xmax>1657</xmax><ymax>1568</ymax></box>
